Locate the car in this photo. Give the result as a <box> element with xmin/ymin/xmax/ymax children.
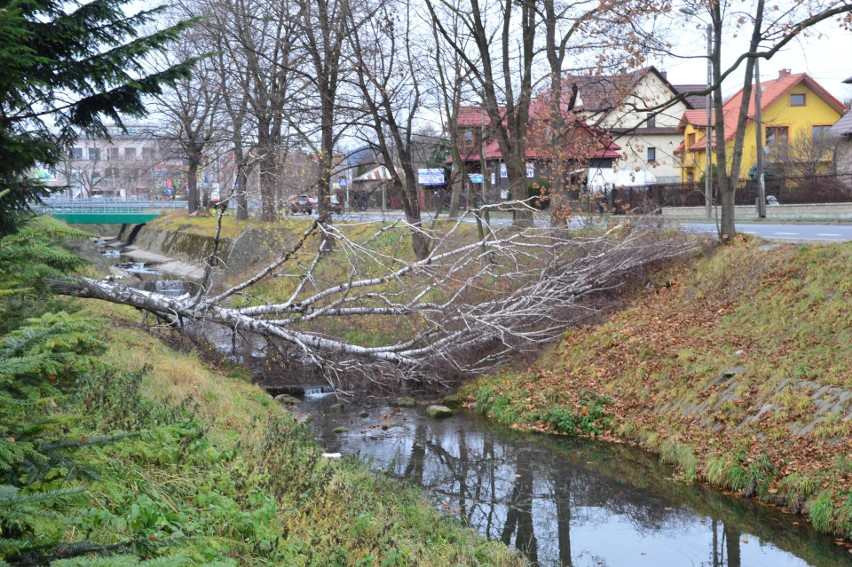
<box><xmin>290</xmin><ymin>194</ymin><xmax>317</xmax><ymax>214</ymax></box>
<box><xmin>330</xmin><ymin>195</ymin><xmax>343</xmax><ymax>213</ymax></box>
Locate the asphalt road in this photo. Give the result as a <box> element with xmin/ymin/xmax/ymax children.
<box><xmin>681</xmin><ymin>222</ymin><xmax>852</xmax><ymax>242</ymax></box>
<box><xmin>329</xmin><ymin>210</ymin><xmax>852</xmax><ymax>243</ymax></box>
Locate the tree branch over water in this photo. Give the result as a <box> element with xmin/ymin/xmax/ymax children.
<box><xmin>50</xmin><ymin>211</ymin><xmax>696</xmax><ymax>387</ymax></box>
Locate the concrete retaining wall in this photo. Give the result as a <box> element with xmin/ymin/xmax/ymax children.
<box><xmin>660</xmin><ymin>202</ymin><xmax>852</xmax><ymax>220</ymax></box>
<box><xmin>128</xmin><ymin>225</ymin><xmax>271</xmax><ymax>275</ymax></box>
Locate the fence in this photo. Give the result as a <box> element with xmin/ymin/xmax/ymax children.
<box><xmin>650</xmin><ymin>173</ymin><xmax>852</xmax><ymax>209</ymax></box>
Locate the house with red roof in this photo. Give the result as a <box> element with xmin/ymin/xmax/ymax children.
<box><xmin>453</xmin><ymin>100</ymin><xmax>620</xmax><ymax>201</ymax></box>
<box><xmin>677</xmin><ymin>69</ymin><xmax>846</xmax><ymax>183</ymax></box>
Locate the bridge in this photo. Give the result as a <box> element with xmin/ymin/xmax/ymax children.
<box><xmin>37</xmin><ymin>198</ymin><xmax>187</xmax><ymax>224</ymax></box>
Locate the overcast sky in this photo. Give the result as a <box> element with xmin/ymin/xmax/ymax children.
<box><xmin>657</xmin><ymin>16</ymin><xmax>852</xmax><ymax>103</ymax></box>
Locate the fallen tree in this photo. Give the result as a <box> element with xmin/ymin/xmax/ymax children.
<box><xmin>51</xmin><ymin>207</ymin><xmax>698</xmax><ymax>389</ymax></box>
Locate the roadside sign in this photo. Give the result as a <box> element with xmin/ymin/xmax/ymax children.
<box><xmin>418</xmin><ymin>168</ymin><xmax>445</xmax><ymax>186</ymax></box>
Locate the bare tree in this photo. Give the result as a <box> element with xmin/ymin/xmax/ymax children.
<box><xmin>154</xmin><ymin>24</ymin><xmax>222</xmax><ymax>214</ymax></box>
<box><xmin>292</xmin><ymin>0</ymin><xmax>360</xmax><ymax>223</ymax></box>
<box><xmin>427</xmin><ymin>0</ymin><xmax>538</xmax><ymax>227</ymax></box>
<box><xmin>677</xmin><ymin>0</ymin><xmax>852</xmax><ymax>239</ymax></box>
<box><xmin>184</xmin><ymin>0</ymin><xmax>304</xmax><ymax>220</ymax></box>
<box><xmin>427</xmin><ymin>0</ymin><xmax>476</xmax><ymax>220</ymax></box>
<box><xmin>539</xmin><ymin>0</ymin><xmax>668</xmax><ymax>220</ymax></box>
<box><xmin>50</xmin><ymin>213</ymin><xmax>695</xmax><ymax>388</ymax></box>
<box><xmin>211</xmin><ymin>28</ymin><xmax>253</xmax><ymax>219</ymax></box>
<box><xmin>347</xmin><ymin>0</ymin><xmax>434</xmax><ymax>259</ymax></box>
<box><xmin>765</xmin><ymin>128</ymin><xmax>841</xmax><ymax>178</ymax></box>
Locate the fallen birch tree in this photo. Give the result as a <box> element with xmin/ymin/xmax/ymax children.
<box><xmin>50</xmin><ymin>207</ymin><xmax>697</xmax><ymax>388</ymax></box>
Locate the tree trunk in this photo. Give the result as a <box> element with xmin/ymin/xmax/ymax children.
<box><xmin>233</xmin><ymin>145</ymin><xmax>249</xmax><ymax>220</ymax></box>
<box><xmin>186</xmin><ymin>159</ymin><xmax>200</xmax><ymax>213</ymax></box>
<box><xmin>448</xmin><ymin>163</ymin><xmax>462</xmax><ymax>218</ymax></box>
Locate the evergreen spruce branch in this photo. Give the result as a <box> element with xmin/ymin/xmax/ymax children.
<box><xmin>4</xmin><ymin>537</ymin><xmax>164</xmax><ymax>566</ymax></box>
<box><xmin>0</xmin><ymin>484</ymin><xmax>85</xmax><ymax>528</ymax></box>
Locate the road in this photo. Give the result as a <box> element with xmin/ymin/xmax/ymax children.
<box><xmin>338</xmin><ymin>210</ymin><xmax>852</xmax><ymax>242</ymax></box>
<box><xmin>681</xmin><ymin>222</ymin><xmax>852</xmax><ymax>242</ymax></box>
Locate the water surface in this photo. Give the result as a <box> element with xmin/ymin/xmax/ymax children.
<box><xmin>301</xmin><ymin>394</ymin><xmax>851</xmax><ymax>567</ymax></box>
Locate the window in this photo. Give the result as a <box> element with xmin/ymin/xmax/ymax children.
<box><xmin>765</xmin><ymin>126</ymin><xmax>788</xmax><ymax>146</ymax></box>
<box><xmin>142</xmin><ymin>147</ymin><xmax>155</xmax><ymax>161</ymax></box>
<box><xmin>88</xmin><ymin>147</ymin><xmax>100</xmax><ymax>161</ymax></box>
<box><xmin>124</xmin><ymin>147</ymin><xmax>136</xmax><ymax>161</ymax></box>
<box><xmin>647</xmin><ymin>147</ymin><xmax>657</xmax><ymax>162</ymax></box>
<box><xmin>463</xmin><ymin>129</ymin><xmax>473</xmax><ymax>148</ymax></box>
<box><xmin>812</xmin><ymin>125</ymin><xmax>832</xmax><ymax>138</ymax></box>
<box><xmin>646</xmin><ymin>113</ymin><xmax>656</xmax><ymax>128</ymax></box>
<box><xmin>108</xmin><ymin>147</ymin><xmax>119</xmax><ymax>161</ymax></box>
<box><xmin>70</xmin><ymin>147</ymin><xmax>84</xmax><ymax>160</ymax></box>
<box><xmin>687</xmin><ymin>133</ymin><xmax>696</xmax><ymax>148</ymax></box>
<box><xmin>790</xmin><ymin>93</ymin><xmax>806</xmax><ymax>106</ymax></box>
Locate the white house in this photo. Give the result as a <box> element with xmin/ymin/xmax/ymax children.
<box><xmin>567</xmin><ymin>66</ymin><xmax>705</xmax><ymax>184</ymax></box>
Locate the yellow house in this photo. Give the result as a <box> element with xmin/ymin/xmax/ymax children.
<box><xmin>677</xmin><ymin>69</ymin><xmax>846</xmax><ymax>183</ymax></box>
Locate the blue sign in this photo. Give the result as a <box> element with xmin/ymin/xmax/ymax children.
<box><xmin>469</xmin><ymin>173</ymin><xmax>484</xmax><ymax>184</ymax></box>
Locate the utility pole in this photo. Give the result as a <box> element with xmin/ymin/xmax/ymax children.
<box><xmin>705</xmin><ymin>23</ymin><xmax>713</xmax><ymax>218</ymax></box>
<box><xmin>754</xmin><ymin>58</ymin><xmax>766</xmax><ymax>218</ymax></box>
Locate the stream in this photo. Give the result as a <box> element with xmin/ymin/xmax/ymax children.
<box><xmin>98</xmin><ymin>243</ymin><xmax>852</xmax><ymax>566</ymax></box>
<box><xmin>298</xmin><ymin>392</ymin><xmax>851</xmax><ymax>567</ymax></box>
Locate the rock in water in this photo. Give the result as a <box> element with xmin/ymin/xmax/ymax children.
<box><xmin>426</xmin><ymin>405</ymin><xmax>453</xmax><ymax>419</ymax></box>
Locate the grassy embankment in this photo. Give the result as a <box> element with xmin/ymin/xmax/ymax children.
<box><xmin>1</xmin><ymin>217</ymin><xmax>526</xmax><ymax>565</ymax></box>
<box><xmin>86</xmin><ymin>301</ymin><xmax>527</xmax><ymax>565</ymax></box>
<box><xmin>464</xmin><ymin>237</ymin><xmax>852</xmax><ymax>541</ymax></box>
<box><xmin>4</xmin><ymin>299</ymin><xmax>526</xmax><ymax>565</ymax></box>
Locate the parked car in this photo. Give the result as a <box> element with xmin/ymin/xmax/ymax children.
<box><xmin>330</xmin><ymin>195</ymin><xmax>343</xmax><ymax>213</ymax></box>
<box><xmin>290</xmin><ymin>194</ymin><xmax>317</xmax><ymax>214</ymax></box>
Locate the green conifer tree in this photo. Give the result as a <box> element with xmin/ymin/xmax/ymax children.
<box><xmin>0</xmin><ymin>0</ymin><xmax>196</xmax><ymax>235</ymax></box>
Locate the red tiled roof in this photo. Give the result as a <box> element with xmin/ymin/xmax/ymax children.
<box><xmin>453</xmin><ymin>95</ymin><xmax>620</xmax><ymax>163</ymax></box>
<box><xmin>678</xmin><ymin>72</ymin><xmax>846</xmax><ymax>149</ymax></box>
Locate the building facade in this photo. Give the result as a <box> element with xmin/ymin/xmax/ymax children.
<box><xmin>568</xmin><ymin>67</ymin><xmax>703</xmax><ymax>184</ymax></box>
<box><xmin>677</xmin><ymin>70</ymin><xmax>846</xmax><ymax>183</ymax></box>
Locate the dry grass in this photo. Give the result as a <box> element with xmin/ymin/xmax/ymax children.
<box><xmin>465</xmin><ymin>238</ymin><xmax>852</xmax><ymax>540</ymax></box>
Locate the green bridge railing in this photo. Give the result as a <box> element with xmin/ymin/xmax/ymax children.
<box><xmin>37</xmin><ymin>198</ymin><xmax>186</xmax><ymax>224</ymax></box>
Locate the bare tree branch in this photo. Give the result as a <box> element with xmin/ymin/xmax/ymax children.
<box><xmin>52</xmin><ymin>211</ymin><xmax>696</xmax><ymax>388</ymax></box>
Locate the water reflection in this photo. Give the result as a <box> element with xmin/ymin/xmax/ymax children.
<box><xmin>302</xmin><ymin>395</ymin><xmax>850</xmax><ymax>567</ymax></box>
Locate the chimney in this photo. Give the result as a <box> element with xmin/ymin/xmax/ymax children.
<box><xmin>778</xmin><ymin>69</ymin><xmax>792</xmax><ymax>79</ymax></box>
<box><xmin>660</xmin><ymin>71</ymin><xmax>668</xmax><ymax>80</ymax></box>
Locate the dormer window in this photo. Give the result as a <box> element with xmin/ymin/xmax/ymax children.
<box><xmin>790</xmin><ymin>93</ymin><xmax>806</xmax><ymax>107</ymax></box>
<box><xmin>646</xmin><ymin>113</ymin><xmax>656</xmax><ymax>128</ymax></box>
